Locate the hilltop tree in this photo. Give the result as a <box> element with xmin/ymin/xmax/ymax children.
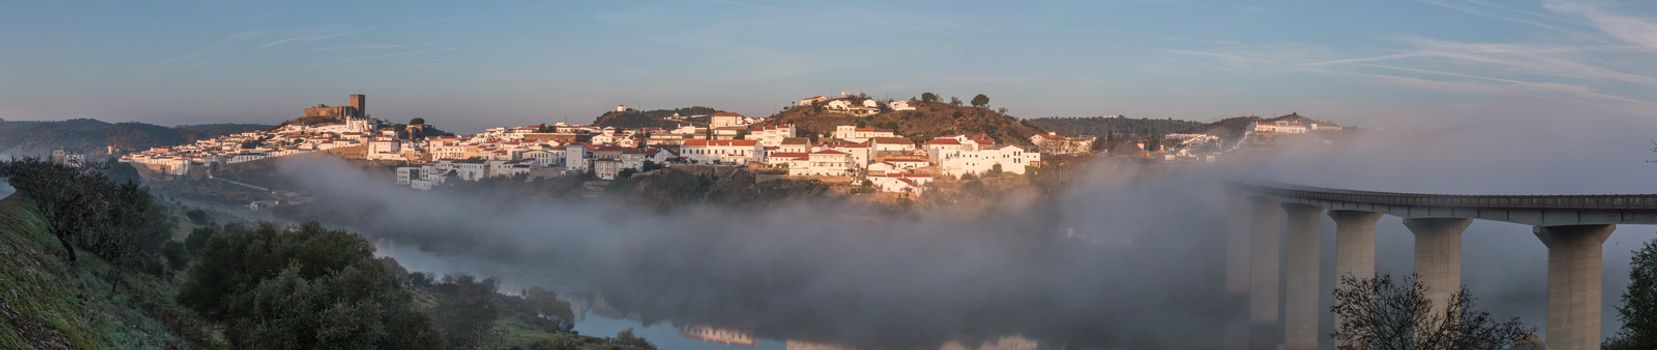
<box><xmin>971</xmin><ymin>94</ymin><xmax>990</xmax><ymax>108</ymax></box>
<box><xmin>1331</xmin><ymin>274</ymin><xmax>1535</xmax><ymax>350</ymax></box>
<box><xmin>950</xmin><ymin>96</ymin><xmax>963</xmax><ymax>106</ymax></box>
<box><xmin>409</xmin><ymin>117</ymin><xmax>425</xmax><ymax>125</ymax></box>
<box><xmin>1607</xmin><ymin>237</ymin><xmax>1657</xmax><ymax>349</ymax></box>
<box><xmin>921</xmin><ymin>92</ymin><xmax>939</xmax><ymax>102</ymax></box>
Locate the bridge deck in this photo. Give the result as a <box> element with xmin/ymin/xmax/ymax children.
<box><xmin>1235</xmin><ymin>181</ymin><xmax>1657</xmax><ymax>210</ymax></box>
<box><xmin>1233</xmin><ymin>180</ymin><xmax>1657</xmax><ymax>225</ymax></box>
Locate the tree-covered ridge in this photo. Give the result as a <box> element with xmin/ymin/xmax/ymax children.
<box><xmin>174</xmin><ymin>123</ymin><xmax>274</xmax><ymax>140</ymax></box>
<box><xmin>1022</xmin><ymin>116</ymin><xmax>1204</xmax><ymax>139</ymax></box>
<box><xmin>0</xmin><ymin>118</ymin><xmax>271</xmax><ymax>157</ymax></box>
<box><xmin>759</xmin><ymin>100</ymin><xmax>1044</xmax><ymax>146</ymax></box>
<box><xmin>591</xmin><ymin>106</ymin><xmax>725</xmax><ymax>129</ymax></box>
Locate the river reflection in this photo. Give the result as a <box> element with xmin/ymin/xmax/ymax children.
<box><xmin>377</xmin><ymin>241</ymin><xmax>1064</xmax><ymax>350</ymax></box>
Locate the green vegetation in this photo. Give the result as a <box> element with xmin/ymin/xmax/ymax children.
<box><xmin>605</xmin><ymin>167</ymin><xmax>832</xmax><ymax>210</ymax></box>
<box><xmin>0</xmin><ymin>119</ymin><xmax>269</xmax><ymax>157</ymax></box>
<box><xmin>0</xmin><ymin>160</ymin><xmax>651</xmax><ymax>349</ymax></box>
<box><xmin>591</xmin><ymin>106</ymin><xmax>725</xmax><ymax>129</ymax></box>
<box><xmin>1607</xmin><ymin>237</ymin><xmax>1657</xmax><ymax>349</ymax></box>
<box><xmin>173</xmin><ymin>123</ymin><xmax>274</xmax><ymax>140</ymax></box>
<box><xmin>1022</xmin><ymin>116</ymin><xmax>1203</xmax><ymax>140</ymax></box>
<box><xmin>0</xmin><ymin>159</ymin><xmax>173</xmax><ymax>273</ymax></box>
<box><xmin>761</xmin><ymin>100</ymin><xmax>1043</xmax><ymax>146</ymax></box>
<box><xmin>176</xmin><ymin>222</ymin><xmax>443</xmax><ymax>349</ymax></box>
<box><xmin>0</xmin><ymin>161</ymin><xmax>220</xmax><ymax>349</ymax></box>
<box><xmin>1330</xmin><ymin>274</ymin><xmax>1535</xmax><ymax>349</ymax></box>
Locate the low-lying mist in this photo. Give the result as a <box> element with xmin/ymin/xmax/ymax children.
<box><xmin>276</xmin><ymin>156</ymin><xmax>1238</xmax><ymax>348</ymax></box>
<box><xmin>269</xmin><ymin>112</ymin><xmax>1656</xmax><ymax>347</ymax></box>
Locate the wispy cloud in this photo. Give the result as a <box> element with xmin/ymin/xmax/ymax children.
<box><xmin>1418</xmin><ymin>0</ymin><xmax>1576</xmax><ymax>31</ymax></box>
<box><xmin>261</xmin><ymin>28</ymin><xmax>369</xmax><ymax>48</ymax></box>
<box><xmin>1543</xmin><ymin>0</ymin><xmax>1657</xmax><ymax>51</ymax></box>
<box><xmin>1351</xmin><ymin>63</ymin><xmax>1657</xmax><ymax>106</ymax></box>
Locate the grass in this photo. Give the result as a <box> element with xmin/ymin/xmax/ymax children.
<box><xmin>0</xmin><ymin>196</ymin><xmax>219</xmax><ymax>349</ymax></box>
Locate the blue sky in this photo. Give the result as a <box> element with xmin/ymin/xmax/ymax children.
<box><xmin>1</xmin><ymin>0</ymin><xmax>1655</xmax><ymax>131</ymax></box>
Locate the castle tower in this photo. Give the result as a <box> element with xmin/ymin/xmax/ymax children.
<box><xmin>349</xmin><ymin>94</ymin><xmax>366</xmax><ymax>118</ymax></box>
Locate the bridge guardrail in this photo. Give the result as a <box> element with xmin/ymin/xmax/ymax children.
<box><xmin>1231</xmin><ymin>181</ymin><xmax>1657</xmax><ymax>210</ymax></box>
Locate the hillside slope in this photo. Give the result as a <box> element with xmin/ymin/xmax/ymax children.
<box><xmin>758</xmin><ymin>101</ymin><xmax>1043</xmax><ymax>146</ymax></box>
<box><xmin>591</xmin><ymin>106</ymin><xmax>725</xmax><ymax>129</ymax></box>
<box><xmin>1189</xmin><ymin>113</ymin><xmax>1343</xmax><ymax>139</ymax></box>
<box><xmin>1022</xmin><ymin>116</ymin><xmax>1203</xmax><ymax>139</ymax></box>
<box><xmin>0</xmin><ymin>119</ymin><xmax>270</xmax><ymax>157</ymax></box>
<box><xmin>0</xmin><ymin>195</ymin><xmax>215</xmax><ymax>349</ymax></box>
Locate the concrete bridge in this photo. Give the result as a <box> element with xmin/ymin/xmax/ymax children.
<box><xmin>1228</xmin><ymin>180</ymin><xmax>1657</xmax><ymax>350</ymax></box>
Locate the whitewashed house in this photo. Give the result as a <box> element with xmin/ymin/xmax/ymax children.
<box><xmin>788</xmin><ymin>150</ymin><xmax>854</xmax><ymax>176</ymax></box>
<box><xmin>565</xmin><ymin>144</ymin><xmax>590</xmax><ymax>172</ymax></box>
<box><xmin>681</xmin><ymin>139</ymin><xmax>763</xmax><ymax>165</ymax></box>
<box><xmin>888</xmin><ymin>100</ymin><xmax>917</xmax><ymax>111</ymax></box>
<box><xmin>831</xmin><ymin>125</ymin><xmax>897</xmax><ymax>143</ymax></box>
<box><xmin>936</xmin><ymin>145</ymin><xmax>1041</xmax><ymax>178</ymax></box>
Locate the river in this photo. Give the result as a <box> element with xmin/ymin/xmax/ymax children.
<box><xmin>376</xmin><ymin>242</ymin><xmax>802</xmax><ymax>350</ymax></box>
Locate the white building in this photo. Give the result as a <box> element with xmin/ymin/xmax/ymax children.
<box><xmin>366</xmin><ymin>138</ymin><xmax>404</xmax><ymax>160</ymax></box>
<box><xmin>923</xmin><ymin>135</ymin><xmax>980</xmax><ymax>162</ymax></box>
<box><xmin>1249</xmin><ymin>120</ymin><xmax>1309</xmax><ymax>134</ymax></box>
<box><xmin>868</xmin><ymin>173</ymin><xmax>933</xmax><ymax>196</ymax></box>
<box><xmin>787</xmin><ymin>150</ymin><xmax>854</xmax><ymax>176</ymax></box>
<box><xmin>227</xmin><ymin>152</ymin><xmax>271</xmax><ymax>164</ymax></box>
<box><xmin>565</xmin><ymin>144</ymin><xmax>590</xmax><ymax>172</ymax></box>
<box><xmin>744</xmin><ymin>124</ymin><xmax>796</xmax><ymax>147</ymax></box>
<box><xmin>593</xmin><ymin>158</ymin><xmax>623</xmax><ymax>180</ymax></box>
<box><xmin>868</xmin><ymin>137</ymin><xmax>916</xmax><ymax>153</ymax></box>
<box><xmin>888</xmin><ymin>100</ymin><xmax>917</xmax><ymax>111</ymax></box>
<box><xmin>681</xmin><ymin>139</ymin><xmax>763</xmax><ymax>165</ymax></box>
<box><xmin>521</xmin><ymin>149</ymin><xmax>565</xmax><ymax>167</ymax></box>
<box><xmin>798</xmin><ymin>96</ymin><xmax>828</xmax><ymax>106</ymax></box>
<box><xmin>396</xmin><ymin>166</ymin><xmax>422</xmax><ymax>185</ymax></box>
<box><xmin>454</xmin><ymin>160</ymin><xmax>489</xmax><ymax>181</ymax></box>
<box><xmin>710</xmin><ymin>112</ymin><xmax>745</xmax><ymax>128</ymax></box>
<box><xmin>831</xmin><ymin>125</ymin><xmax>896</xmax><ymax>143</ymax></box>
<box><xmin>937</xmin><ymin>145</ymin><xmax>1040</xmax><ymax>179</ymax></box>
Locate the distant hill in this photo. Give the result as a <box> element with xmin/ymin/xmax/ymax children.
<box><xmin>592</xmin><ymin>106</ymin><xmax>725</xmax><ymax>129</ymax></box>
<box><xmin>1189</xmin><ymin>113</ymin><xmax>1343</xmax><ymax>139</ymax></box>
<box><xmin>1025</xmin><ymin>113</ymin><xmax>1346</xmax><ymax>142</ymax></box>
<box><xmin>175</xmin><ymin>123</ymin><xmax>273</xmax><ymax>140</ymax></box>
<box><xmin>758</xmin><ymin>101</ymin><xmax>1044</xmax><ymax>146</ymax></box>
<box><xmin>0</xmin><ymin>119</ymin><xmax>271</xmax><ymax>157</ymax></box>
<box><xmin>1023</xmin><ymin>116</ymin><xmax>1204</xmax><ymax>139</ymax></box>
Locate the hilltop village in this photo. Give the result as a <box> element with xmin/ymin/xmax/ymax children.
<box><xmin>121</xmin><ymin>93</ymin><xmax>1348</xmax><ymax>202</ymax></box>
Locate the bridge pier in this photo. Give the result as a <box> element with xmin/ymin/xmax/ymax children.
<box><xmin>1247</xmin><ymin>196</ymin><xmax>1283</xmax><ymax>350</ymax></box>
<box><xmin>1225</xmin><ymin>192</ymin><xmax>1253</xmax><ymax>349</ymax></box>
<box><xmin>1281</xmin><ymin>204</ymin><xmax>1323</xmax><ymax>350</ymax></box>
<box><xmin>1330</xmin><ymin>211</ymin><xmax>1381</xmax><ymax>280</ymax></box>
<box><xmin>1329</xmin><ymin>210</ymin><xmax>1381</xmax><ymax>346</ymax></box>
<box><xmin>1403</xmin><ymin>218</ymin><xmax>1472</xmax><ymax>314</ymax></box>
<box><xmin>1534</xmin><ymin>224</ymin><xmax>1615</xmax><ymax>350</ymax></box>
<box><xmin>1226</xmin><ymin>193</ymin><xmax>1252</xmax><ymax>296</ymax></box>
